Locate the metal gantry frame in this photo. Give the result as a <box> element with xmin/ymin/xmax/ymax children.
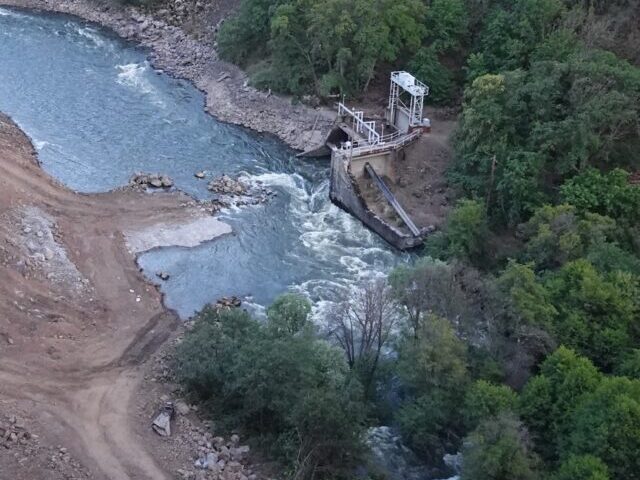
<box><xmin>388</xmin><ymin>71</ymin><xmax>429</xmax><ymax>128</ymax></box>
<box><xmin>338</xmin><ymin>102</ymin><xmax>381</xmax><ymax>144</ymax></box>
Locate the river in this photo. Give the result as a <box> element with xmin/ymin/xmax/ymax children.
<box><xmin>0</xmin><ymin>6</ymin><xmax>408</xmax><ymax>320</ymax></box>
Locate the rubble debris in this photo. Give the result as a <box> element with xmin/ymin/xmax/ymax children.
<box><xmin>207</xmin><ymin>175</ymin><xmax>247</xmax><ymax>196</ymax></box>
<box><xmin>129</xmin><ymin>172</ymin><xmax>174</xmax><ymax>190</ymax></box>
<box><xmin>214</xmin><ymin>296</ymin><xmax>242</xmax><ymax>310</ymax></box>
<box><xmin>174</xmin><ymin>400</ymin><xmax>191</xmax><ymax>416</ymax></box>
<box><xmin>156</xmin><ymin>271</ymin><xmax>171</xmax><ymax>281</ymax></box>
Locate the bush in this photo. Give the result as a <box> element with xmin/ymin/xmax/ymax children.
<box><xmin>446</xmin><ymin>199</ymin><xmax>489</xmax><ymax>261</ymax></box>
<box><xmin>553</xmin><ymin>455</ymin><xmax>610</xmax><ymax>480</ymax></box>
<box><xmin>461</xmin><ymin>414</ymin><xmax>540</xmax><ymax>480</ymax></box>
<box><xmin>395</xmin><ymin>315</ymin><xmax>468</xmax><ymax>461</ymax></box>
<box><xmin>463</xmin><ymin>380</ymin><xmax>518</xmax><ymax>431</ymax></box>
<box><xmin>176</xmin><ymin>297</ymin><xmax>366</xmax><ymax>479</ymax></box>
<box><xmin>565</xmin><ymin>377</ymin><xmax>640</xmax><ymax>480</ymax></box>
<box><xmin>519</xmin><ymin>347</ymin><xmax>602</xmax><ymax>461</ymax></box>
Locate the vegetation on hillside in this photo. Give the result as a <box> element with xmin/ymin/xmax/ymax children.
<box><xmin>175</xmin><ymin>1</ymin><xmax>640</xmax><ymax>479</ymax></box>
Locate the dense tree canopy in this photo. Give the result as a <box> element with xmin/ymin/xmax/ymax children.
<box><xmin>176</xmin><ymin>0</ymin><xmax>640</xmax><ymax>477</ymax></box>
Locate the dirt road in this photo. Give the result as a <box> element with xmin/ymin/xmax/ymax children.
<box><xmin>0</xmin><ymin>113</ymin><xmax>206</xmax><ymax>479</ymax></box>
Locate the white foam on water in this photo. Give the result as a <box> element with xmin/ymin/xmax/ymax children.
<box><xmin>115</xmin><ymin>62</ymin><xmax>165</xmax><ymax>107</ymax></box>
<box><xmin>33</xmin><ymin>139</ymin><xmax>50</xmax><ymax>150</ymax></box>
<box><xmin>76</xmin><ymin>26</ymin><xmax>105</xmax><ymax>47</ymax></box>
<box><xmin>243</xmin><ymin>171</ymin><xmax>399</xmax><ymax>310</ymax></box>
<box><xmin>0</xmin><ymin>7</ymin><xmax>23</xmax><ymax>17</ymax></box>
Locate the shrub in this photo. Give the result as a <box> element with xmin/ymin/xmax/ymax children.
<box><xmin>553</xmin><ymin>455</ymin><xmax>610</xmax><ymax>480</ymax></box>
<box><xmin>176</xmin><ymin>297</ymin><xmax>366</xmax><ymax>479</ymax></box>
<box><xmin>463</xmin><ymin>380</ymin><xmax>518</xmax><ymax>431</ymax></box>
<box><xmin>446</xmin><ymin>199</ymin><xmax>489</xmax><ymax>261</ymax></box>
<box><xmin>461</xmin><ymin>414</ymin><xmax>540</xmax><ymax>480</ymax></box>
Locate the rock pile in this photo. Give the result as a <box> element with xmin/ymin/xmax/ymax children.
<box><xmin>0</xmin><ymin>414</ymin><xmax>90</xmax><ymax>478</ymax></box>
<box><xmin>175</xmin><ymin>426</ymin><xmax>255</xmax><ymax>480</ymax></box>
<box><xmin>214</xmin><ymin>296</ymin><xmax>242</xmax><ymax>310</ymax></box>
<box><xmin>207</xmin><ymin>175</ymin><xmax>247</xmax><ymax>196</ymax></box>
<box><xmin>130</xmin><ymin>172</ymin><xmax>174</xmax><ymax>189</ymax></box>
<box><xmin>10</xmin><ymin>206</ymin><xmax>91</xmax><ymax>293</ymax></box>
<box><xmin>206</xmin><ymin>175</ymin><xmax>277</xmax><ymax>208</ymax></box>
<box><xmin>1</xmin><ymin>415</ymin><xmax>31</xmax><ymax>447</ymax></box>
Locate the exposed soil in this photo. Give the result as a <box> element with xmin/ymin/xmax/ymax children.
<box><xmin>358</xmin><ymin>117</ymin><xmax>457</xmax><ymax>233</ymax></box>
<box><xmin>0</xmin><ymin>114</ymin><xmax>250</xmax><ymax>479</ymax></box>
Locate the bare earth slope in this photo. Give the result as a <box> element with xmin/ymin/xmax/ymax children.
<box><xmin>0</xmin><ymin>113</ymin><xmax>210</xmax><ymax>479</ymax></box>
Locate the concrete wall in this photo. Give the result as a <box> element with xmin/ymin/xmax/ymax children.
<box><xmin>329</xmin><ymin>153</ymin><xmax>423</xmax><ymax>250</ymax></box>
<box><xmin>349</xmin><ymin>150</ymin><xmax>396</xmax><ymax>180</ymax></box>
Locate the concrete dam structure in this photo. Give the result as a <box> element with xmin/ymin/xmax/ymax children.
<box><xmin>302</xmin><ymin>72</ymin><xmax>434</xmax><ymax>250</ymax></box>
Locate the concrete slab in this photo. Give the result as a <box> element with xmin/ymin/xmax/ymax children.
<box><xmin>125</xmin><ymin>216</ymin><xmax>232</xmax><ymax>253</ymax></box>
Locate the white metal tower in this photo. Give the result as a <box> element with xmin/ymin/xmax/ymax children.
<box><xmin>387</xmin><ymin>71</ymin><xmax>429</xmax><ymax>133</ymax></box>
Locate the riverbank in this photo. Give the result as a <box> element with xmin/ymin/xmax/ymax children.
<box><xmin>0</xmin><ymin>112</ymin><xmax>258</xmax><ymax>479</ymax></box>
<box><xmin>0</xmin><ymin>0</ymin><xmax>334</xmax><ymax>150</ymax></box>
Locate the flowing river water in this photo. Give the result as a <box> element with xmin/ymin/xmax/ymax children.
<box><xmin>0</xmin><ymin>7</ymin><xmax>409</xmax><ymax>321</ymax></box>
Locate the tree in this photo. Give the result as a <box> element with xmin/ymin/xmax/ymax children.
<box><xmin>176</xmin><ymin>302</ymin><xmax>367</xmax><ymax>479</ymax></box>
<box><xmin>469</xmin><ymin>0</ymin><xmax>566</xmax><ymax>77</ymax></box>
<box><xmin>446</xmin><ymin>199</ymin><xmax>489</xmax><ymax>261</ymax></box>
<box><xmin>496</xmin><ymin>260</ymin><xmax>556</xmax><ymax>335</ymax></box>
<box><xmin>519</xmin><ymin>347</ymin><xmax>602</xmax><ymax>461</ymax></box>
<box><xmin>409</xmin><ymin>0</ymin><xmax>468</xmax><ymax>103</ymax></box>
<box><xmin>388</xmin><ymin>257</ymin><xmax>472</xmax><ymax>336</ymax></box>
<box><xmin>561</xmin><ymin>168</ymin><xmax>640</xmax><ymax>226</ymax></box>
<box><xmin>520</xmin><ymin>204</ymin><xmax>617</xmax><ymax>270</ymax></box>
<box><xmin>616</xmin><ymin>349</ymin><xmax>640</xmax><ymax>379</ymax></box>
<box><xmin>396</xmin><ymin>314</ymin><xmax>468</xmax><ymax>461</ymax></box>
<box><xmin>454</xmin><ymin>43</ymin><xmax>640</xmax><ymax>225</ymax></box>
<box><xmin>461</xmin><ymin>413</ymin><xmax>540</xmax><ymax>480</ymax></box>
<box><xmin>220</xmin><ymin>0</ymin><xmax>426</xmax><ymax>95</ymax></box>
<box><xmin>329</xmin><ymin>279</ymin><xmax>398</xmax><ymax>394</ymax></box>
<box><xmin>545</xmin><ymin>259</ymin><xmax>639</xmax><ymax>370</ymax></box>
<box><xmin>266</xmin><ymin>293</ymin><xmax>312</xmax><ymax>336</ymax></box>
<box><xmin>553</xmin><ymin>455</ymin><xmax>610</xmax><ymax>480</ymax></box>
<box><xmin>463</xmin><ymin>380</ymin><xmax>518</xmax><ymax>431</ymax></box>
<box><xmin>565</xmin><ymin>377</ymin><xmax>640</xmax><ymax>480</ymax></box>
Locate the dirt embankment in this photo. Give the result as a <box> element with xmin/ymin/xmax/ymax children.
<box><xmin>0</xmin><ymin>0</ymin><xmax>334</xmax><ymax>151</ymax></box>
<box><xmin>0</xmin><ymin>114</ymin><xmax>236</xmax><ymax>479</ymax></box>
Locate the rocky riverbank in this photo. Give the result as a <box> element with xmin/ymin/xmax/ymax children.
<box><xmin>0</xmin><ymin>0</ymin><xmax>333</xmax><ymax>150</ymax></box>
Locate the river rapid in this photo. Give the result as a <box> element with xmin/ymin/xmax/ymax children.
<box><xmin>0</xmin><ymin>7</ymin><xmax>408</xmax><ymax>320</ymax></box>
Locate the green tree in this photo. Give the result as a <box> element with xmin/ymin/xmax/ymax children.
<box><xmin>566</xmin><ymin>377</ymin><xmax>640</xmax><ymax>480</ymax></box>
<box><xmin>446</xmin><ymin>199</ymin><xmax>489</xmax><ymax>261</ymax></box>
<box><xmin>389</xmin><ymin>257</ymin><xmax>472</xmax><ymax>335</ymax></box>
<box><xmin>469</xmin><ymin>0</ymin><xmax>566</xmax><ymax>77</ymax></box>
<box><xmin>461</xmin><ymin>413</ymin><xmax>540</xmax><ymax>480</ymax></box>
<box><xmin>553</xmin><ymin>455</ymin><xmax>610</xmax><ymax>480</ymax></box>
<box><xmin>520</xmin><ymin>204</ymin><xmax>617</xmax><ymax>270</ymax></box>
<box><xmin>616</xmin><ymin>349</ymin><xmax>640</xmax><ymax>379</ymax></box>
<box><xmin>454</xmin><ymin>45</ymin><xmax>640</xmax><ymax>225</ymax></box>
<box><xmin>396</xmin><ymin>314</ymin><xmax>468</xmax><ymax>461</ymax></box>
<box><xmin>561</xmin><ymin>168</ymin><xmax>640</xmax><ymax>225</ymax></box>
<box><xmin>463</xmin><ymin>380</ymin><xmax>518</xmax><ymax>431</ymax></box>
<box><xmin>545</xmin><ymin>259</ymin><xmax>639</xmax><ymax>370</ymax></box>
<box><xmin>176</xmin><ymin>303</ymin><xmax>366</xmax><ymax>479</ymax></box>
<box><xmin>519</xmin><ymin>347</ymin><xmax>602</xmax><ymax>461</ymax></box>
<box><xmin>496</xmin><ymin>261</ymin><xmax>556</xmax><ymax>335</ymax></box>
<box><xmin>266</xmin><ymin>293</ymin><xmax>312</xmax><ymax>336</ymax></box>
